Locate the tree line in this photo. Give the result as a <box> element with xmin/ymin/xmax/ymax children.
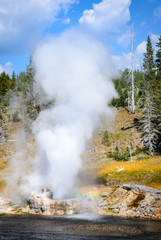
<box><xmin>0</xmin><ymin>56</ymin><xmax>54</xmax><ymax>142</ymax></box>
<box><xmin>0</xmin><ymin>35</ymin><xmax>161</xmax><ymax>154</ymax></box>
<box><xmin>112</xmin><ymin>35</ymin><xmax>161</xmax><ymax>155</ymax></box>
<box><xmin>0</xmin><ymin>57</ymin><xmax>39</xmax><ymax>140</ymax></box>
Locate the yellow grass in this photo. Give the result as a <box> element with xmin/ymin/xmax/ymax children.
<box><xmin>97</xmin><ymin>157</ymin><xmax>161</xmax><ymax>176</ymax></box>
<box><xmin>95</xmin><ymin>156</ymin><xmax>161</xmax><ymax>189</ymax></box>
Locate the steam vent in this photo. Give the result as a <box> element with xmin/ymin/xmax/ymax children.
<box><xmin>28</xmin><ymin>188</ymin><xmax>93</xmax><ymax>215</ymax></box>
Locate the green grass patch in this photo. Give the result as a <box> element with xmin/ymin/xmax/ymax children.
<box><xmin>100</xmin><ymin>170</ymin><xmax>161</xmax><ymax>187</ymax></box>
<box><xmin>0</xmin><ymin>180</ymin><xmax>6</xmax><ymax>190</ymax></box>
<box><xmin>136</xmin><ymin>156</ymin><xmax>150</xmax><ymax>160</ymax></box>
<box><xmin>0</xmin><ymin>212</ymin><xmax>8</xmax><ymax>215</ymax></box>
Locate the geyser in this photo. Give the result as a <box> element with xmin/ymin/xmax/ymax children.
<box><xmin>32</xmin><ymin>29</ymin><xmax>117</xmax><ymax>199</ymax></box>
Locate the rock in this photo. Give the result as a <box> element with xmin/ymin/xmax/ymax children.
<box><xmin>109</xmin><ymin>204</ymin><xmax>119</xmax><ymax>210</ymax></box>
<box><xmin>101</xmin><ymin>192</ymin><xmax>108</xmax><ymax>197</ymax></box>
<box><xmin>106</xmin><ymin>188</ymin><xmax>129</xmax><ymax>205</ymax></box>
<box><xmin>135</xmin><ymin>212</ymin><xmax>141</xmax><ymax>218</ymax></box>
<box><xmin>144</xmin><ymin>193</ymin><xmax>160</xmax><ymax>206</ymax></box>
<box><xmin>108</xmin><ymin>205</ymin><xmax>120</xmax><ymax>213</ymax></box>
<box><xmin>122</xmin><ymin>184</ymin><xmax>161</xmax><ymax>194</ymax></box>
<box><xmin>125</xmin><ymin>210</ymin><xmax>134</xmax><ymax>217</ymax></box>
<box><xmin>27</xmin><ymin>185</ymin><xmax>160</xmax><ymax>218</ymax></box>
<box><xmin>28</xmin><ymin>191</ymin><xmax>82</xmax><ymax>215</ymax></box>
<box><xmin>97</xmin><ymin>200</ymin><xmax>106</xmax><ymax>208</ymax></box>
<box><xmin>99</xmin><ymin>184</ymin><xmax>161</xmax><ymax>218</ymax></box>
<box><xmin>0</xmin><ymin>196</ymin><xmax>28</xmax><ymax>214</ymax></box>
<box><xmin>42</xmin><ymin>188</ymin><xmax>53</xmax><ymax>199</ymax></box>
<box><xmin>112</xmin><ymin>209</ymin><xmax>119</xmax><ymax>213</ymax></box>
<box><xmin>137</xmin><ymin>206</ymin><xmax>145</xmax><ymax>214</ymax></box>
<box><xmin>27</xmin><ymin>189</ymin><xmax>97</xmax><ymax>215</ymax></box>
<box><xmin>0</xmin><ymin>184</ymin><xmax>160</xmax><ymax>219</ymax></box>
<box><xmin>139</xmin><ymin>200</ymin><xmax>147</xmax><ymax>207</ymax></box>
<box><xmin>143</xmin><ymin>206</ymin><xmax>156</xmax><ymax>215</ymax></box>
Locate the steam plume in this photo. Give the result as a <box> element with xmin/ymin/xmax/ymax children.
<box><xmin>31</xmin><ymin>29</ymin><xmax>117</xmax><ymax>199</ymax></box>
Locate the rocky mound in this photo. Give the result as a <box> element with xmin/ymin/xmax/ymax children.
<box><xmin>96</xmin><ymin>184</ymin><xmax>161</xmax><ymax>218</ymax></box>
<box><xmin>28</xmin><ymin>188</ymin><xmax>95</xmax><ymax>215</ymax></box>
<box><xmin>28</xmin><ymin>188</ymin><xmax>81</xmax><ymax>215</ymax></box>
<box><xmin>0</xmin><ymin>185</ymin><xmax>160</xmax><ymax>218</ymax></box>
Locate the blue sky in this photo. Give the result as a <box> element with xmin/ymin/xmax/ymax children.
<box><xmin>0</xmin><ymin>0</ymin><xmax>160</xmax><ymax>75</ymax></box>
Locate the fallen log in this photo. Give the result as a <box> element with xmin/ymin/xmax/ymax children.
<box><xmin>121</xmin><ymin>125</ymin><xmax>135</xmax><ymax>130</ymax></box>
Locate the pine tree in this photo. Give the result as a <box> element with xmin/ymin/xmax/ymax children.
<box><xmin>141</xmin><ymin>36</ymin><xmax>156</xmax><ymax>155</ymax></box>
<box><xmin>16</xmin><ymin>71</ymin><xmax>28</xmax><ymax>91</ymax></box>
<box><xmin>11</xmin><ymin>71</ymin><xmax>16</xmax><ymax>89</ymax></box>
<box><xmin>156</xmin><ymin>36</ymin><xmax>161</xmax><ymax>74</ymax></box>
<box><xmin>0</xmin><ymin>72</ymin><xmax>11</xmax><ymax>97</ymax></box>
<box><xmin>26</xmin><ymin>55</ymin><xmax>36</xmax><ymax>105</ymax></box>
<box><xmin>134</xmin><ymin>70</ymin><xmax>144</xmax><ymax>106</ymax></box>
<box><xmin>154</xmin><ymin>36</ymin><xmax>161</xmax><ymax>152</ymax></box>
<box><xmin>143</xmin><ymin>36</ymin><xmax>155</xmax><ymax>91</ymax></box>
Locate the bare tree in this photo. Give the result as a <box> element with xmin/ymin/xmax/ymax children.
<box><xmin>131</xmin><ymin>24</ymin><xmax>135</xmax><ymax>114</ymax></box>
<box><xmin>141</xmin><ymin>91</ymin><xmax>157</xmax><ymax>155</ymax></box>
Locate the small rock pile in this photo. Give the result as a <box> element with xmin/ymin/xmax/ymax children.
<box><xmin>0</xmin><ymin>184</ymin><xmax>160</xmax><ymax>218</ymax></box>
<box><xmin>96</xmin><ymin>184</ymin><xmax>161</xmax><ymax>218</ymax></box>
<box><xmin>0</xmin><ymin>196</ymin><xmax>29</xmax><ymax>214</ymax></box>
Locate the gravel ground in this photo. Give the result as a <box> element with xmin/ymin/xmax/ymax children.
<box><xmin>0</xmin><ymin>214</ymin><xmax>160</xmax><ymax>239</ymax></box>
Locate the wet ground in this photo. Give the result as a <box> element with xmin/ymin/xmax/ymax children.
<box><xmin>0</xmin><ymin>214</ymin><xmax>160</xmax><ymax>240</ymax></box>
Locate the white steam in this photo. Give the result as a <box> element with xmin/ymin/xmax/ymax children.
<box><xmin>31</xmin><ymin>29</ymin><xmax>117</xmax><ymax>199</ymax></box>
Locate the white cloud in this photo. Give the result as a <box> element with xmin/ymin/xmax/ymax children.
<box><xmin>113</xmin><ymin>32</ymin><xmax>160</xmax><ymax>71</ymax></box>
<box><xmin>117</xmin><ymin>32</ymin><xmax>130</xmax><ymax>45</ymax></box>
<box><xmin>112</xmin><ymin>53</ymin><xmax>131</xmax><ymax>70</ymax></box>
<box><xmin>63</xmin><ymin>18</ymin><xmax>71</xmax><ymax>24</ymax></box>
<box><xmin>136</xmin><ymin>34</ymin><xmax>159</xmax><ymax>57</ymax></box>
<box><xmin>0</xmin><ymin>62</ymin><xmax>13</xmax><ymax>75</ymax></box>
<box><xmin>136</xmin><ymin>41</ymin><xmax>146</xmax><ymax>56</ymax></box>
<box><xmin>0</xmin><ymin>65</ymin><xmax>4</xmax><ymax>74</ymax></box>
<box><xmin>134</xmin><ymin>41</ymin><xmax>147</xmax><ymax>68</ymax></box>
<box><xmin>154</xmin><ymin>6</ymin><xmax>161</xmax><ymax>18</ymax></box>
<box><xmin>117</xmin><ymin>30</ymin><xmax>131</xmax><ymax>49</ymax></box>
<box><xmin>151</xmin><ymin>33</ymin><xmax>159</xmax><ymax>45</ymax></box>
<box><xmin>0</xmin><ymin>0</ymin><xmax>77</xmax><ymax>55</ymax></box>
<box><xmin>79</xmin><ymin>0</ymin><xmax>131</xmax><ymax>34</ymax></box>
<box><xmin>112</xmin><ymin>51</ymin><xmax>143</xmax><ymax>70</ymax></box>
<box><xmin>112</xmin><ymin>42</ymin><xmax>146</xmax><ymax>70</ymax></box>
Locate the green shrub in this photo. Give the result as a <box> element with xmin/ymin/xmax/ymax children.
<box><xmin>12</xmin><ymin>112</ymin><xmax>21</xmax><ymax>122</ymax></box>
<box><xmin>102</xmin><ymin>131</ymin><xmax>110</xmax><ymax>146</ymax></box>
<box><xmin>107</xmin><ymin>151</ymin><xmax>129</xmax><ymax>161</ymax></box>
<box><xmin>137</xmin><ymin>156</ymin><xmax>150</xmax><ymax>160</ymax></box>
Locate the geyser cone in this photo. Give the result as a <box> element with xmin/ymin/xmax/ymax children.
<box><xmin>28</xmin><ymin>187</ymin><xmax>96</xmax><ymax>215</ymax></box>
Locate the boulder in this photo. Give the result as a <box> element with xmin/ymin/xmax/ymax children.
<box><xmin>99</xmin><ymin>185</ymin><xmax>161</xmax><ymax>218</ymax></box>
<box><xmin>122</xmin><ymin>184</ymin><xmax>161</xmax><ymax>194</ymax></box>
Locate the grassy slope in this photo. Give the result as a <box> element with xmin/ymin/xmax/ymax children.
<box><xmin>82</xmin><ymin>108</ymin><xmax>161</xmax><ymax>189</ymax></box>
<box><xmin>0</xmin><ymin>107</ymin><xmax>161</xmax><ymax>192</ymax></box>
<box><xmin>0</xmin><ymin>122</ymin><xmax>37</xmax><ymax>193</ymax></box>
<box><xmin>97</xmin><ymin>157</ymin><xmax>161</xmax><ymax>189</ymax></box>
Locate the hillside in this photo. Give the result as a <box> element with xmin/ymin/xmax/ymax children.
<box><xmin>0</xmin><ymin>107</ymin><xmax>161</xmax><ymax>193</ymax></box>
<box><xmin>81</xmin><ymin>108</ymin><xmax>161</xmax><ymax>190</ymax></box>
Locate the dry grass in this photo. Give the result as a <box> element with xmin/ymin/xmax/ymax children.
<box><xmin>110</xmin><ymin>107</ymin><xmax>142</xmax><ymax>151</ymax></box>
<box><xmin>82</xmin><ymin>107</ymin><xmax>143</xmax><ymax>166</ymax></box>
<box><xmin>97</xmin><ymin>156</ymin><xmax>161</xmax><ymax>175</ymax></box>
<box><xmin>0</xmin><ymin>107</ymin><xmax>161</xmax><ymax>193</ymax></box>
<box><xmin>81</xmin><ymin>107</ymin><xmax>161</xmax><ymax>189</ymax></box>
<box><xmin>0</xmin><ymin>159</ymin><xmax>8</xmax><ymax>171</ymax></box>
<box><xmin>96</xmin><ymin>156</ymin><xmax>161</xmax><ymax>189</ymax></box>
<box><xmin>0</xmin><ymin>121</ymin><xmax>37</xmax><ymax>192</ymax></box>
